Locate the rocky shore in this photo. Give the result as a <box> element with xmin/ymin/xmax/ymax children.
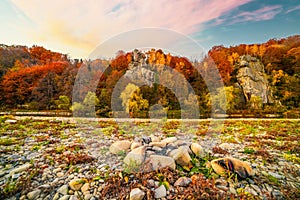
<box><xmin>0</xmin><ymin>118</ymin><xmax>299</xmax><ymax>199</ymax></box>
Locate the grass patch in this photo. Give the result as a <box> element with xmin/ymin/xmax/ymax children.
<box><xmin>0</xmin><ymin>137</ymin><xmax>20</xmax><ymax>146</ymax></box>
<box><xmin>243</xmin><ymin>147</ymin><xmax>256</xmax><ymax>154</ymax></box>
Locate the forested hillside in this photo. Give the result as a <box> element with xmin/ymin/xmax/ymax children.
<box><xmin>0</xmin><ymin>35</ymin><xmax>299</xmax><ymax>118</ymax></box>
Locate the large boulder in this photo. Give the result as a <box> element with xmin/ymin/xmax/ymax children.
<box><xmin>124</xmin><ymin>146</ymin><xmax>146</xmax><ymax>166</ymax></box>
<box><xmin>145</xmin><ymin>155</ymin><xmax>176</xmax><ymax>171</ymax></box>
<box><xmin>109</xmin><ymin>140</ymin><xmax>132</xmax><ymax>154</ymax></box>
<box><xmin>169</xmin><ymin>146</ymin><xmax>191</xmax><ymax>167</ymax></box>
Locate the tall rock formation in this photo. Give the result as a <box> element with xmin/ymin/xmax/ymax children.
<box><xmin>125</xmin><ymin>49</ymin><xmax>155</xmax><ymax>87</ymax></box>
<box><xmin>236</xmin><ymin>55</ymin><xmax>273</xmax><ymax>104</ymax></box>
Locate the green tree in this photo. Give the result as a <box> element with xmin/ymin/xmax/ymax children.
<box><xmin>96</xmin><ymin>89</ymin><xmax>111</xmax><ymax>117</ymax></box>
<box><xmin>71</xmin><ymin>92</ymin><xmax>99</xmax><ymax>117</ymax></box>
<box><xmin>83</xmin><ymin>91</ymin><xmax>100</xmax><ymax>114</ymax></box>
<box><xmin>55</xmin><ymin>95</ymin><xmax>70</xmax><ymax>110</ymax></box>
<box><xmin>70</xmin><ymin>102</ymin><xmax>85</xmax><ymax>116</ymax></box>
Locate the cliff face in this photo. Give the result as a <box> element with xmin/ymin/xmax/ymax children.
<box><xmin>124</xmin><ymin>49</ymin><xmax>155</xmax><ymax>86</ymax></box>
<box><xmin>236</xmin><ymin>55</ymin><xmax>273</xmax><ymax>104</ymax></box>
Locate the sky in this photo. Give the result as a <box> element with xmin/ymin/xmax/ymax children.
<box><xmin>1</xmin><ymin>0</ymin><xmax>299</xmax><ymax>59</ymax></box>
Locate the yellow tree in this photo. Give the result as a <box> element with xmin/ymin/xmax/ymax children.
<box><xmin>128</xmin><ymin>89</ymin><xmax>149</xmax><ymax>115</ymax></box>
<box><xmin>120</xmin><ymin>83</ymin><xmax>139</xmax><ymax>112</ymax></box>
<box><xmin>251</xmin><ymin>44</ymin><xmax>259</xmax><ymax>56</ymax></box>
<box><xmin>166</xmin><ymin>53</ymin><xmax>172</xmax><ymax>66</ymax></box>
<box><xmin>227</xmin><ymin>52</ymin><xmax>239</xmax><ymax>66</ymax></box>
<box><xmin>245</xmin><ymin>45</ymin><xmax>249</xmax><ymax>55</ymax></box>
<box><xmin>259</xmin><ymin>45</ymin><xmax>266</xmax><ymax>60</ymax></box>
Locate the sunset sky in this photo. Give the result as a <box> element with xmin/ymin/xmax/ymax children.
<box><xmin>1</xmin><ymin>0</ymin><xmax>299</xmax><ymax>59</ymax></box>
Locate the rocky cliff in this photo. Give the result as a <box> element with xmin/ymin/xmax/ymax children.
<box><xmin>236</xmin><ymin>55</ymin><xmax>273</xmax><ymax>104</ymax></box>
<box><xmin>124</xmin><ymin>49</ymin><xmax>155</xmax><ymax>86</ymax></box>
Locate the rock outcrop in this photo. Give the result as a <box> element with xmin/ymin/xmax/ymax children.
<box><xmin>125</xmin><ymin>49</ymin><xmax>155</xmax><ymax>87</ymax></box>
<box><xmin>236</xmin><ymin>55</ymin><xmax>273</xmax><ymax>104</ymax></box>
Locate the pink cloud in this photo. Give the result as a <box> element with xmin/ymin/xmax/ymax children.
<box><xmin>10</xmin><ymin>0</ymin><xmax>253</xmax><ymax>58</ymax></box>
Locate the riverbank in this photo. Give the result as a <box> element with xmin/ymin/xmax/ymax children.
<box><xmin>0</xmin><ymin>117</ymin><xmax>299</xmax><ymax>199</ymax></box>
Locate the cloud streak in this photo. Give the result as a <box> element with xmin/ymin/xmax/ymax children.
<box><xmin>210</xmin><ymin>5</ymin><xmax>282</xmax><ymax>27</ymax></box>
<box><xmin>231</xmin><ymin>5</ymin><xmax>282</xmax><ymax>23</ymax></box>
<box><xmin>285</xmin><ymin>5</ymin><xmax>300</xmax><ymax>14</ymax></box>
<box><xmin>11</xmin><ymin>0</ymin><xmax>252</xmax><ymax>57</ymax></box>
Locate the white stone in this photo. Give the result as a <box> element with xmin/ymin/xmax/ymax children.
<box><xmin>84</xmin><ymin>193</ymin><xmax>92</xmax><ymax>200</ymax></box>
<box><xmin>53</xmin><ymin>168</ymin><xmax>62</xmax><ymax>173</ymax></box>
<box><xmin>59</xmin><ymin>195</ymin><xmax>70</xmax><ymax>200</ymax></box>
<box><xmin>57</xmin><ymin>185</ymin><xmax>69</xmax><ymax>195</ymax></box>
<box><xmin>190</xmin><ymin>143</ymin><xmax>205</xmax><ymax>157</ymax></box>
<box><xmin>124</xmin><ymin>146</ymin><xmax>146</xmax><ymax>166</ymax></box>
<box><xmin>147</xmin><ymin>155</ymin><xmax>176</xmax><ymax>171</ymax></box>
<box><xmin>150</xmin><ymin>135</ymin><xmax>160</xmax><ymax>142</ymax></box>
<box><xmin>57</xmin><ymin>172</ymin><xmax>64</xmax><ymax>177</ymax></box>
<box><xmin>81</xmin><ymin>183</ymin><xmax>90</xmax><ymax>193</ymax></box>
<box><xmin>169</xmin><ymin>146</ymin><xmax>191</xmax><ymax>166</ymax></box>
<box><xmin>109</xmin><ymin>140</ymin><xmax>132</xmax><ymax>154</ymax></box>
<box><xmin>27</xmin><ymin>189</ymin><xmax>41</xmax><ymax>200</ymax></box>
<box><xmin>130</xmin><ymin>188</ymin><xmax>145</xmax><ymax>200</ymax></box>
<box><xmin>161</xmin><ymin>137</ymin><xmax>177</xmax><ymax>144</ymax></box>
<box><xmin>20</xmin><ymin>195</ymin><xmax>26</xmax><ymax>200</ymax></box>
<box><xmin>131</xmin><ymin>142</ymin><xmax>142</xmax><ymax>150</ymax></box>
<box><xmin>5</xmin><ymin>119</ymin><xmax>17</xmax><ymax>123</ymax></box>
<box><xmin>69</xmin><ymin>195</ymin><xmax>78</xmax><ymax>200</ymax></box>
<box><xmin>149</xmin><ymin>141</ymin><xmax>166</xmax><ymax>147</ymax></box>
<box><xmin>154</xmin><ymin>185</ymin><xmax>167</xmax><ymax>199</ymax></box>
<box><xmin>10</xmin><ymin>163</ymin><xmax>31</xmax><ymax>176</ymax></box>
<box><xmin>174</xmin><ymin>177</ymin><xmax>192</xmax><ymax>187</ymax></box>
<box><xmin>53</xmin><ymin>193</ymin><xmax>60</xmax><ymax>200</ymax></box>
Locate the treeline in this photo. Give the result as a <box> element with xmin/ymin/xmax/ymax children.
<box><xmin>0</xmin><ymin>45</ymin><xmax>80</xmax><ymax>110</ymax></box>
<box><xmin>0</xmin><ymin>35</ymin><xmax>299</xmax><ymax>118</ymax></box>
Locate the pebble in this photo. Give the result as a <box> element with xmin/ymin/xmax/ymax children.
<box><xmin>69</xmin><ymin>179</ymin><xmax>85</xmax><ymax>191</ymax></box>
<box><xmin>27</xmin><ymin>189</ymin><xmax>41</xmax><ymax>200</ymax></box>
<box><xmin>53</xmin><ymin>168</ymin><xmax>62</xmax><ymax>173</ymax></box>
<box><xmin>59</xmin><ymin>195</ymin><xmax>70</xmax><ymax>200</ymax></box>
<box><xmin>57</xmin><ymin>184</ymin><xmax>69</xmax><ymax>195</ymax></box>
<box><xmin>81</xmin><ymin>183</ymin><xmax>90</xmax><ymax>193</ymax></box>
<box><xmin>174</xmin><ymin>177</ymin><xmax>192</xmax><ymax>187</ymax></box>
<box><xmin>53</xmin><ymin>192</ymin><xmax>60</xmax><ymax>200</ymax></box>
<box><xmin>57</xmin><ymin>172</ymin><xmax>65</xmax><ymax>177</ymax></box>
<box><xmin>154</xmin><ymin>185</ymin><xmax>167</xmax><ymax>199</ymax></box>
<box><xmin>9</xmin><ymin>163</ymin><xmax>31</xmax><ymax>176</ymax></box>
<box><xmin>130</xmin><ymin>188</ymin><xmax>145</xmax><ymax>200</ymax></box>
<box><xmin>1</xmin><ymin>122</ymin><xmax>299</xmax><ymax>200</ymax></box>
<box><xmin>84</xmin><ymin>193</ymin><xmax>92</xmax><ymax>200</ymax></box>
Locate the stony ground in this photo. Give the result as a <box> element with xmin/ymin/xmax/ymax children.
<box><xmin>0</xmin><ymin>116</ymin><xmax>299</xmax><ymax>200</ymax></box>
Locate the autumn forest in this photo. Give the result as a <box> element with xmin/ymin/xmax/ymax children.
<box><xmin>0</xmin><ymin>35</ymin><xmax>299</xmax><ymax>118</ymax></box>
